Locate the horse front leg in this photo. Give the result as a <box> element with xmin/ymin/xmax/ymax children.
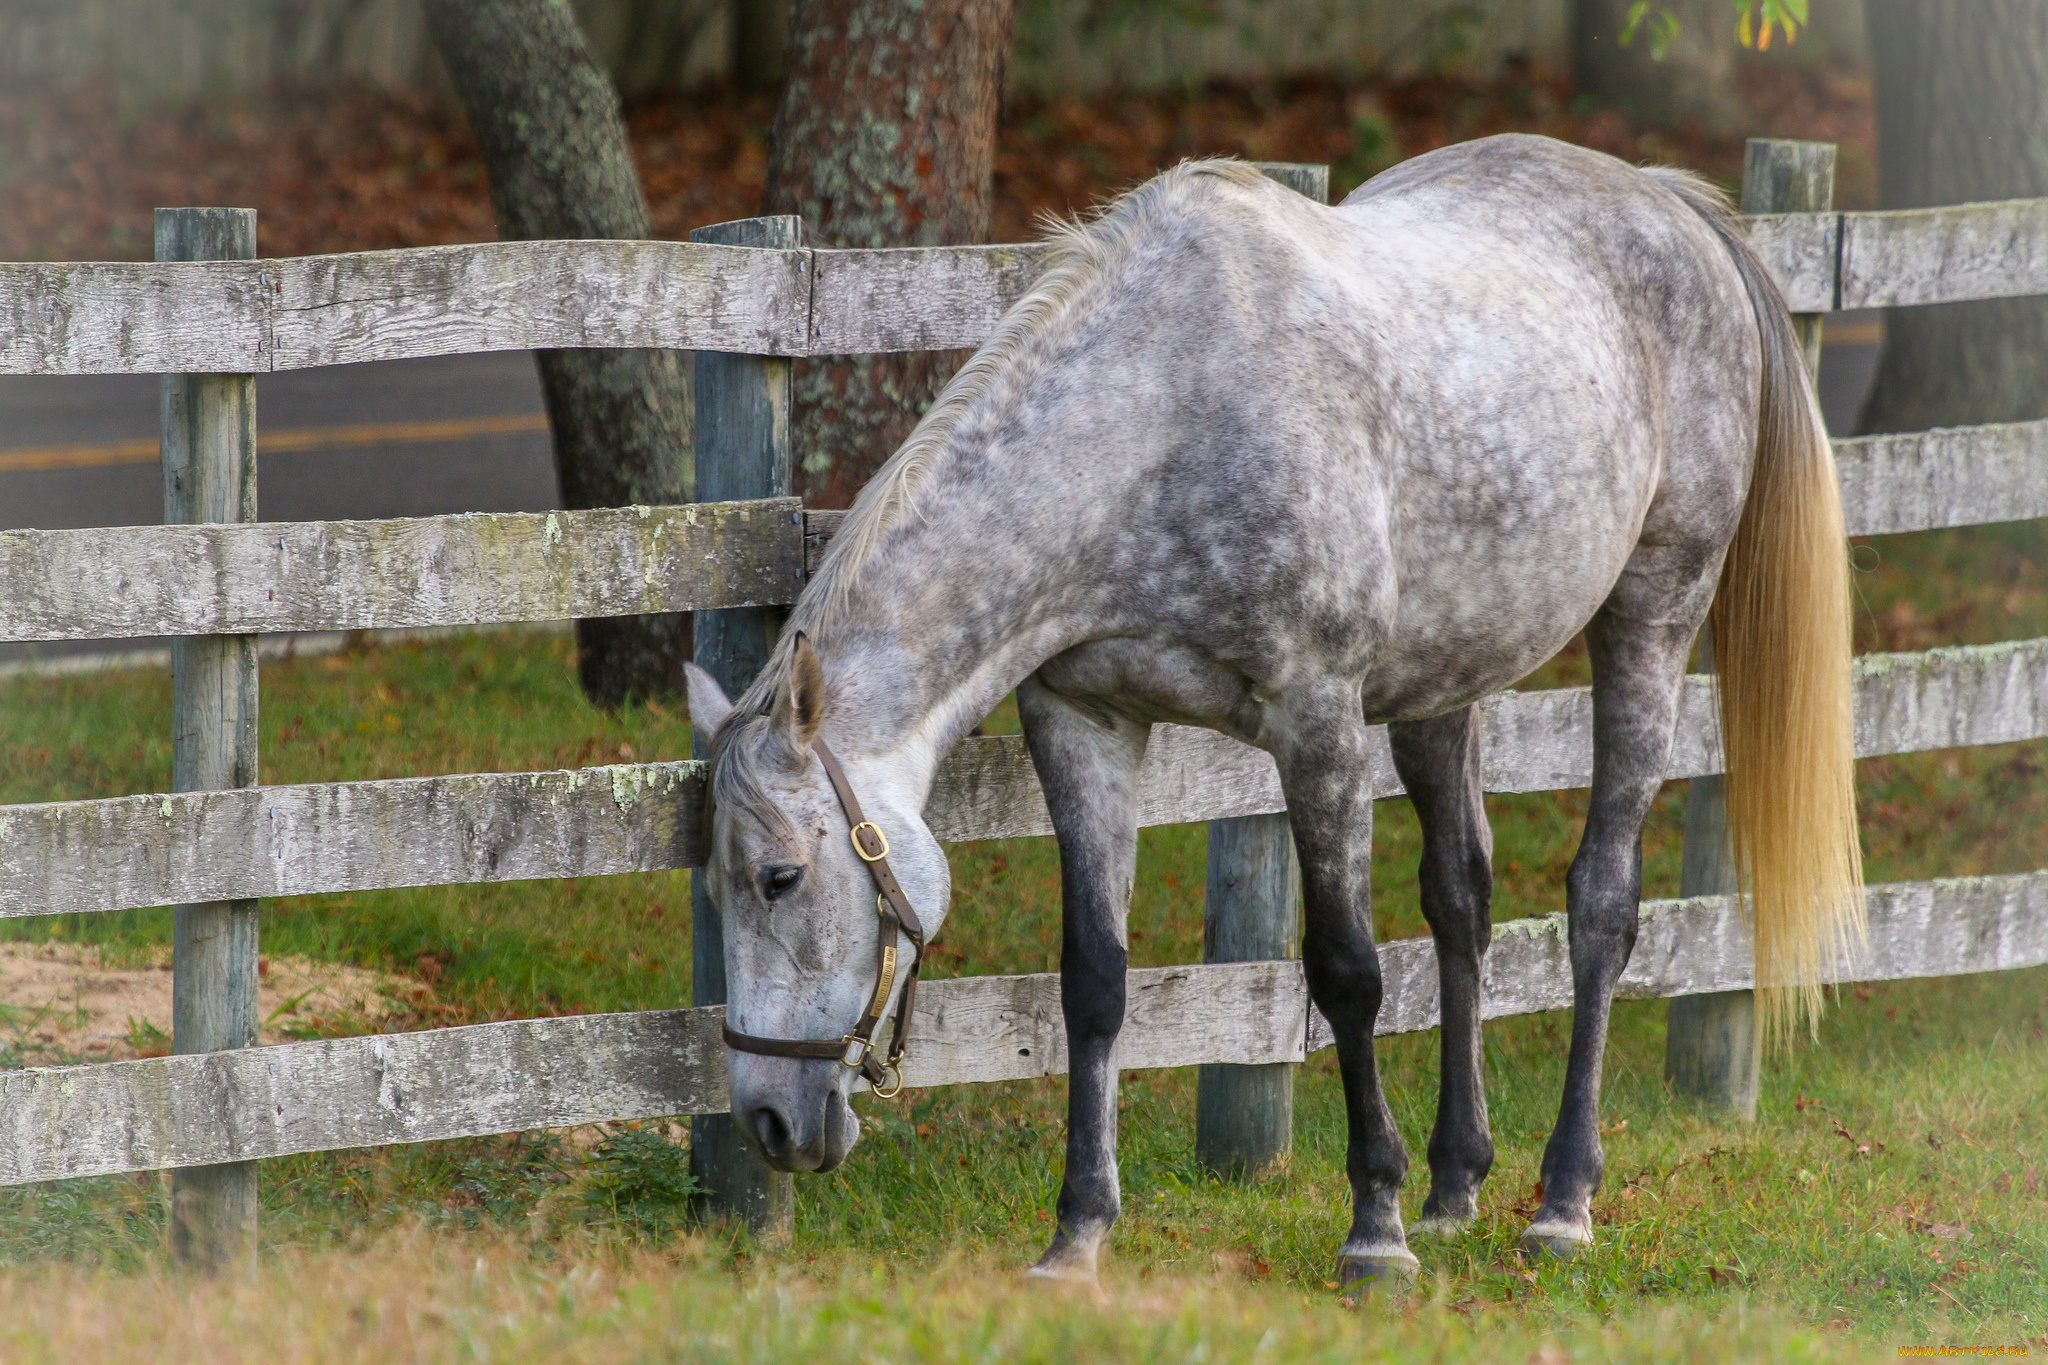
<box><xmin>1016</xmin><ymin>676</ymin><xmax>1149</xmax><ymax>1285</ymax></box>
<box><xmin>1273</xmin><ymin>679</ymin><xmax>1416</xmax><ymax>1294</ymax></box>
<box><xmin>1524</xmin><ymin>606</ymin><xmax>1695</xmax><ymax>1259</ymax></box>
<box><xmin>1389</xmin><ymin>706</ymin><xmax>1495</xmax><ymax>1237</ymax></box>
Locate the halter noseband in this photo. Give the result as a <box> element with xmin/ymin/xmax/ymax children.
<box><xmin>719</xmin><ymin>735</ymin><xmax>928</xmax><ymax>1099</ymax></box>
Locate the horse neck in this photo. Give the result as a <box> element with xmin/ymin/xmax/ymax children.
<box><xmin>801</xmin><ymin>597</ymin><xmax>1073</xmax><ymax>816</ymax></box>
<box><xmin>797</xmin><ymin>486</ymin><xmax>1102</xmax><ymax>811</ymax></box>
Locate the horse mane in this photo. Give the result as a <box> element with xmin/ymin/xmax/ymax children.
<box><xmin>707</xmin><ymin>159</ymin><xmax>1271</xmax><ymax>779</ymax></box>
<box><xmin>788</xmin><ymin>157</ymin><xmax>1272</xmax><ymax>641</ymax></box>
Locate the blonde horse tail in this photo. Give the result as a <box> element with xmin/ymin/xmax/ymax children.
<box><xmin>1650</xmin><ymin>166</ymin><xmax>1865</xmax><ymax>1040</ymax></box>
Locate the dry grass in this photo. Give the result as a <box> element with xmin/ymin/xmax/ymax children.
<box><xmin>0</xmin><ymin>1225</ymin><xmax>1876</xmax><ymax>1365</ymax></box>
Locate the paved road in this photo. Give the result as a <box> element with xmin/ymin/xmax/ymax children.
<box><xmin>0</xmin><ymin>332</ymin><xmax>1883</xmax><ymax>665</ymax></box>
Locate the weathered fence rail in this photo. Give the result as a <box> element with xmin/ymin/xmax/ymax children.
<box><xmin>0</xmin><ymin>412</ymin><xmax>2043</xmax><ymax>642</ymax></box>
<box><xmin>1</xmin><ymin>636</ymin><xmax>2044</xmax><ymax>920</ymax></box>
<box><xmin>5</xmin><ymin>867</ymin><xmax>2044</xmax><ymax>1190</ymax></box>
<box><xmin>3</xmin><ymin>145</ymin><xmax>2047</xmax><ymax>1254</ymax></box>
<box><xmin>8</xmin><ymin>195</ymin><xmax>2048</xmax><ymax>375</ymax></box>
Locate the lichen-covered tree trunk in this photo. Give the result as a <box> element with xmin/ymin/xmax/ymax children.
<box><xmin>1857</xmin><ymin>1</ymin><xmax>2048</xmax><ymax>434</ymax></box>
<box><xmin>424</xmin><ymin>0</ymin><xmax>693</xmax><ymax>708</ymax></box>
<box><xmin>763</xmin><ymin>0</ymin><xmax>1014</xmax><ymax>509</ymax></box>
<box><xmin>1570</xmin><ymin>0</ymin><xmax>1747</xmax><ymax>135</ymax></box>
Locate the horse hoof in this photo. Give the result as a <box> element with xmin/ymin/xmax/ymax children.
<box><xmin>1407</xmin><ymin>1212</ymin><xmax>1474</xmax><ymax>1239</ymax></box>
<box><xmin>1518</xmin><ymin>1219</ymin><xmax>1592</xmax><ymax>1261</ymax></box>
<box><xmin>1023</xmin><ymin>1262</ymin><xmax>1104</xmax><ymax>1300</ymax></box>
<box><xmin>1337</xmin><ymin>1250</ymin><xmax>1420</xmax><ymax>1301</ymax></box>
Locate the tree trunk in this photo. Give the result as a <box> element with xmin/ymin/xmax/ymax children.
<box><xmin>1571</xmin><ymin>0</ymin><xmax>1748</xmax><ymax>134</ymax></box>
<box><xmin>424</xmin><ymin>0</ymin><xmax>693</xmax><ymax>708</ymax></box>
<box><xmin>1857</xmin><ymin>1</ymin><xmax>2048</xmax><ymax>434</ymax></box>
<box><xmin>762</xmin><ymin>0</ymin><xmax>1014</xmax><ymax>509</ymax></box>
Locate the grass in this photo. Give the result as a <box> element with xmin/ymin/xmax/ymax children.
<box><xmin>0</xmin><ymin>1229</ymin><xmax>1885</xmax><ymax>1365</ymax></box>
<box><xmin>0</xmin><ymin>522</ymin><xmax>2043</xmax><ymax>1358</ymax></box>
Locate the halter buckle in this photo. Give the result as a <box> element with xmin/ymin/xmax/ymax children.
<box><xmin>838</xmin><ymin>1034</ymin><xmax>873</xmax><ymax>1069</ymax></box>
<box><xmin>849</xmin><ymin>821</ymin><xmax>889</xmax><ymax>861</ymax></box>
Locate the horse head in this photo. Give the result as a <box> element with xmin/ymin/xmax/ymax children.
<box><xmin>685</xmin><ymin>634</ymin><xmax>951</xmax><ymax>1173</ymax></box>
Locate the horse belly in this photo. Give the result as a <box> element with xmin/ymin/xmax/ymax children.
<box><xmin>1359</xmin><ymin>459</ymin><xmax>1654</xmax><ymax>723</ymax></box>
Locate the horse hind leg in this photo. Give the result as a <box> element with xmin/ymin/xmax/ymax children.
<box><xmin>1523</xmin><ymin>596</ymin><xmax>1700</xmax><ymax>1260</ymax></box>
<box><xmin>1389</xmin><ymin>706</ymin><xmax>1495</xmax><ymax>1237</ymax></box>
<box><xmin>1015</xmin><ymin>675</ymin><xmax>1148</xmax><ymax>1286</ymax></box>
<box><xmin>1272</xmin><ymin>677</ymin><xmax>1418</xmax><ymax>1295</ymax></box>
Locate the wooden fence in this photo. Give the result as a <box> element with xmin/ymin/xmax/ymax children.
<box><xmin>3</xmin><ymin>144</ymin><xmax>2048</xmax><ymax>1257</ymax></box>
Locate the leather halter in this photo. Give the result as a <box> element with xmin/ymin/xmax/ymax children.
<box><xmin>719</xmin><ymin>735</ymin><xmax>928</xmax><ymax>1098</ymax></box>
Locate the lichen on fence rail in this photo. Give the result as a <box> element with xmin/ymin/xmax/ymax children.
<box><xmin>13</xmin><ymin>200</ymin><xmax>2048</xmax><ymax>376</ymax></box>
<box><xmin>0</xmin><ymin>499</ymin><xmax>804</xmax><ymax>640</ymax></box>
<box><xmin>0</xmin><ymin>869</ymin><xmax>2039</xmax><ymax>1190</ymax></box>
<box><xmin>0</xmin><ymin>636</ymin><xmax>2043</xmax><ymax>919</ymax></box>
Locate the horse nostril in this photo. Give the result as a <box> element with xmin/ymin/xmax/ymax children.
<box><xmin>750</xmin><ymin>1105</ymin><xmax>793</xmax><ymax>1160</ymax></box>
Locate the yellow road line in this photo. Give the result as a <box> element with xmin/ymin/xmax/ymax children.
<box><xmin>1822</xmin><ymin>320</ymin><xmax>1884</xmax><ymax>345</ymax></box>
<box><xmin>0</xmin><ymin>411</ymin><xmax>549</xmax><ymax>474</ymax></box>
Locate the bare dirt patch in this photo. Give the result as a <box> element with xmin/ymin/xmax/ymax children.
<box><xmin>0</xmin><ymin>943</ymin><xmax>412</xmax><ymax>1066</ymax></box>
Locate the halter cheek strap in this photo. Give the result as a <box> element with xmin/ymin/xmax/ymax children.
<box><xmin>719</xmin><ymin>736</ymin><xmax>928</xmax><ymax>1098</ymax></box>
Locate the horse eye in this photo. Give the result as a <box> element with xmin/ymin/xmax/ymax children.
<box><xmin>762</xmin><ymin>865</ymin><xmax>805</xmax><ymax>900</ymax></box>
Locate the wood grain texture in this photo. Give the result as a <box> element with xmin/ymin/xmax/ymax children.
<box><xmin>0</xmin><ymin>761</ymin><xmax>707</xmax><ymax>920</ymax></box>
<box><xmin>1840</xmin><ymin>197</ymin><xmax>2048</xmax><ymax>309</ymax></box>
<box><xmin>0</xmin><ymin>500</ymin><xmax>804</xmax><ymax>642</ymax></box>
<box><xmin>3</xmin><ymin>638</ymin><xmax>2045</xmax><ymax>917</ymax></box>
<box><xmin>1836</xmin><ymin>418</ymin><xmax>2048</xmax><ymax>536</ymax></box>
<box><xmin>0</xmin><ymin>204</ymin><xmax>1900</xmax><ymax>375</ymax></box>
<box><xmin>5</xmin><ymin>404</ymin><xmax>2043</xmax><ymax>643</ymax></box>
<box><xmin>158</xmin><ymin>203</ymin><xmax>264</xmax><ymax>1273</ymax></box>
<box><xmin>806</xmin><ymin>244</ymin><xmax>1050</xmax><ymax>354</ymax></box>
<box><xmin>0</xmin><ymin>961</ymin><xmax>1298</xmax><ymax>1186</ymax></box>
<box><xmin>272</xmin><ymin>241</ymin><xmax>814</xmax><ymax>367</ymax></box>
<box><xmin>0</xmin><ymin>1008</ymin><xmax>729</xmax><ymax>1186</ymax></box>
<box><xmin>0</xmin><ymin>261</ymin><xmax>270</xmax><ymax>375</ymax></box>
<box><xmin>1738</xmin><ymin>207</ymin><xmax>1839</xmax><ymax>313</ymax></box>
<box><xmin>2</xmin><ymin>868</ymin><xmax>2040</xmax><ymax>1189</ymax></box>
<box><xmin>1308</xmin><ymin>868</ymin><xmax>2048</xmax><ymax>1048</ymax></box>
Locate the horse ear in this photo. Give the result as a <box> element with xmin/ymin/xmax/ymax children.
<box><xmin>684</xmin><ymin>663</ymin><xmax>734</xmax><ymax>736</ymax></box>
<box><xmin>770</xmin><ymin>632</ymin><xmax>830</xmax><ymax>759</ymax></box>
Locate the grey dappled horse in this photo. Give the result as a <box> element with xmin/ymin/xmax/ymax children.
<box><xmin>685</xmin><ymin>134</ymin><xmax>1862</xmax><ymax>1291</ymax></box>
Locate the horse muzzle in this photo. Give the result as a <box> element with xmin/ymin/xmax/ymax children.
<box><xmin>732</xmin><ymin>1067</ymin><xmax>861</xmax><ymax>1173</ymax></box>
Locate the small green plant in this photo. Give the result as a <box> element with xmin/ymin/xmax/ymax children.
<box><xmin>1621</xmin><ymin>0</ymin><xmax>1808</xmax><ymax>58</ymax></box>
<box><xmin>1619</xmin><ymin>1</ymin><xmax>1681</xmax><ymax>59</ymax></box>
<box><xmin>581</xmin><ymin>1126</ymin><xmax>701</xmax><ymax>1236</ymax></box>
<box><xmin>124</xmin><ymin>1016</ymin><xmax>170</xmax><ymax>1058</ymax></box>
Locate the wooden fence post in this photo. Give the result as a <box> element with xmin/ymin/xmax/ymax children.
<box><xmin>689</xmin><ymin>214</ymin><xmax>804</xmax><ymax>1240</ymax></box>
<box><xmin>1665</xmin><ymin>138</ymin><xmax>1835</xmax><ymax>1120</ymax></box>
<box><xmin>158</xmin><ymin>207</ymin><xmax>262</xmax><ymax>1272</ymax></box>
<box><xmin>1193</xmin><ymin>162</ymin><xmax>1326</xmax><ymax>1179</ymax></box>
